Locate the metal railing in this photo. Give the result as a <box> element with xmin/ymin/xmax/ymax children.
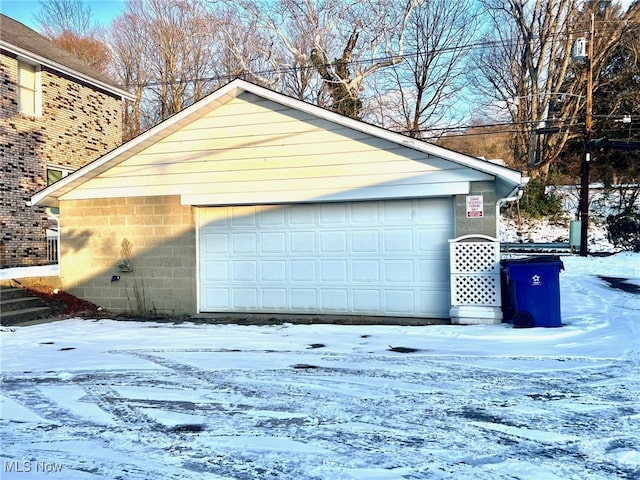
<box><xmin>46</xmin><ymin>228</ymin><xmax>59</xmax><ymax>264</ymax></box>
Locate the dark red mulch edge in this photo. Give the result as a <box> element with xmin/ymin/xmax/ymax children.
<box><xmin>25</xmin><ymin>285</ymin><xmax>101</xmax><ymax>317</ymax></box>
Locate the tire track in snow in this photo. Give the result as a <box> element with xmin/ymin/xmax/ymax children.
<box><xmin>2</xmin><ymin>350</ymin><xmax>638</xmax><ymax>479</ymax></box>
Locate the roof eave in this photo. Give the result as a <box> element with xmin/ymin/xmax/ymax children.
<box><xmin>1</xmin><ymin>41</ymin><xmax>135</xmax><ymax>101</ymax></box>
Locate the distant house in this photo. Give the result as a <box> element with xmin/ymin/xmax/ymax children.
<box><xmin>31</xmin><ymin>79</ymin><xmax>526</xmax><ymax>322</ymax></box>
<box><xmin>0</xmin><ymin>14</ymin><xmax>133</xmax><ymax>267</ymax></box>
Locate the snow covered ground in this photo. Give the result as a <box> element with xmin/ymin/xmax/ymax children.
<box><xmin>1</xmin><ymin>253</ymin><xmax>639</xmax><ymax>479</ymax></box>
<box><xmin>0</xmin><ymin>263</ymin><xmax>59</xmax><ymax>281</ymax></box>
<box><xmin>500</xmin><ymin>216</ymin><xmax>617</xmax><ymax>252</ymax></box>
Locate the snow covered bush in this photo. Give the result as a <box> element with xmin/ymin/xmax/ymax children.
<box><xmin>606</xmin><ymin>209</ymin><xmax>640</xmax><ymax>252</ymax></box>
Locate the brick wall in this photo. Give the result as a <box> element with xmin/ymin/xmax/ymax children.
<box><xmin>59</xmin><ymin>196</ymin><xmax>197</xmax><ymax>316</ymax></box>
<box><xmin>1</xmin><ymin>50</ymin><xmax>123</xmax><ymax>267</ymax></box>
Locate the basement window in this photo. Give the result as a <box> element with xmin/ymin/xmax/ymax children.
<box><xmin>18</xmin><ymin>60</ymin><xmax>42</xmax><ymax>116</ymax></box>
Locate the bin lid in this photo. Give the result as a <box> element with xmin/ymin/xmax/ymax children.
<box><xmin>501</xmin><ymin>255</ymin><xmax>564</xmax><ymax>270</ymax></box>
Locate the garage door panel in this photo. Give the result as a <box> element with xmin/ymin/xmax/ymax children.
<box><xmin>230</xmin><ymin>206</ymin><xmax>257</xmax><ymax>226</ymax></box>
<box><xmin>352</xmin><ymin>260</ymin><xmax>381</xmax><ymax>282</ymax></box>
<box><xmin>263</xmin><ymin>289</ymin><xmax>287</xmax><ymax>309</ymax></box>
<box><xmin>417</xmin><ymin>258</ymin><xmax>449</xmax><ymax>282</ymax></box>
<box><xmin>351</xmin><ymin>203</ymin><xmax>378</xmax><ymax>223</ymax></box>
<box><xmin>320</xmin><ymin>260</ymin><xmax>347</xmax><ymax>282</ymax></box>
<box><xmin>199</xmin><ymin>199</ymin><xmax>453</xmax><ymax>318</ymax></box>
<box><xmin>291</xmin><ymin>232</ymin><xmax>315</xmax><ymax>253</ymax></box>
<box><xmin>418</xmin><ymin>288</ymin><xmax>450</xmax><ymax>314</ymax></box>
<box><xmin>290</xmin><ymin>205</ymin><xmax>315</xmax><ymax>224</ymax></box>
<box><xmin>353</xmin><ymin>289</ymin><xmax>381</xmax><ymax>312</ymax></box>
<box><xmin>321</xmin><ymin>289</ymin><xmax>349</xmax><ymax>311</ymax></box>
<box><xmin>261</xmin><ymin>232</ymin><xmax>286</xmax><ymax>253</ymax></box>
<box><xmin>384</xmin><ymin>259</ymin><xmax>414</xmax><ymax>282</ymax></box>
<box><xmin>202</xmin><ymin>260</ymin><xmax>229</xmax><ymax>281</ymax></box>
<box><xmin>320</xmin><ymin>204</ymin><xmax>347</xmax><ymax>224</ymax></box>
<box><xmin>234</xmin><ymin>289</ymin><xmax>258</xmax><ymax>309</ymax></box>
<box><xmin>261</xmin><ymin>260</ymin><xmax>286</xmax><ymax>281</ymax></box>
<box><xmin>383</xmin><ymin>201</ymin><xmax>413</xmax><ymax>223</ymax></box>
<box><xmin>260</xmin><ymin>208</ymin><xmax>285</xmax><ymax>226</ymax></box>
<box><xmin>291</xmin><ymin>289</ymin><xmax>316</xmax><ymax>310</ymax></box>
<box><xmin>202</xmin><ymin>233</ymin><xmax>228</xmax><ymax>254</ymax></box>
<box><xmin>383</xmin><ymin>230</ymin><xmax>413</xmax><ymax>252</ymax></box>
<box><xmin>231</xmin><ymin>233</ymin><xmax>258</xmax><ymax>253</ymax></box>
<box><xmin>319</xmin><ymin>231</ymin><xmax>347</xmax><ymax>253</ymax></box>
<box><xmin>352</xmin><ymin>230</ymin><xmax>380</xmax><ymax>253</ymax></box>
<box><xmin>418</xmin><ymin>228</ymin><xmax>450</xmax><ymax>251</ymax></box>
<box><xmin>232</xmin><ymin>261</ymin><xmax>257</xmax><ymax>281</ymax></box>
<box><xmin>291</xmin><ymin>260</ymin><xmax>316</xmax><ymax>281</ymax></box>
<box><xmin>203</xmin><ymin>288</ymin><xmax>229</xmax><ymax>309</ymax></box>
<box><xmin>416</xmin><ymin>199</ymin><xmax>452</xmax><ymax>224</ymax></box>
<box><xmin>385</xmin><ymin>290</ymin><xmax>415</xmax><ymax>314</ymax></box>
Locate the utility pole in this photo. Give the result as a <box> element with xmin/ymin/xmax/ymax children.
<box><xmin>579</xmin><ymin>13</ymin><xmax>595</xmax><ymax>257</ymax></box>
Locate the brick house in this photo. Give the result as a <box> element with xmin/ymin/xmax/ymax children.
<box><xmin>0</xmin><ymin>14</ymin><xmax>133</xmax><ymax>267</ymax></box>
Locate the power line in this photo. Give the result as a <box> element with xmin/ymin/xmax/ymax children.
<box><xmin>124</xmin><ymin>20</ymin><xmax>638</xmax><ymax>89</ymax></box>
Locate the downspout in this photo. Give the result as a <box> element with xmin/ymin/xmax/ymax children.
<box><xmin>496</xmin><ymin>183</ymin><xmax>527</xmax><ymax>239</ymax></box>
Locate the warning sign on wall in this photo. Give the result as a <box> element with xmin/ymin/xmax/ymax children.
<box><xmin>466</xmin><ymin>195</ymin><xmax>484</xmax><ymax>218</ymax></box>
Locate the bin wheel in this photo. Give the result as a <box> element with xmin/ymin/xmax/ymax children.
<box><xmin>512</xmin><ymin>311</ymin><xmax>534</xmax><ymax>328</ymax></box>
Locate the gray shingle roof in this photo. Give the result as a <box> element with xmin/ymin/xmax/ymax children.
<box><xmin>0</xmin><ymin>14</ymin><xmax>129</xmax><ymax>97</ymax></box>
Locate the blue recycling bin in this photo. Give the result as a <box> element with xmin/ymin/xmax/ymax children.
<box><xmin>501</xmin><ymin>256</ymin><xmax>564</xmax><ymax>328</ymax></box>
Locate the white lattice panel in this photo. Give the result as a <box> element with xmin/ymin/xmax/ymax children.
<box><xmin>449</xmin><ymin>235</ymin><xmax>501</xmax><ymax>308</ymax></box>
<box><xmin>450</xmin><ymin>241</ymin><xmax>500</xmax><ymax>274</ymax></box>
<box><xmin>451</xmin><ymin>274</ymin><xmax>500</xmax><ymax>306</ymax></box>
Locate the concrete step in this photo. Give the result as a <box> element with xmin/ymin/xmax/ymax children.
<box><xmin>0</xmin><ymin>287</ymin><xmax>52</xmax><ymax>325</ymax></box>
<box><xmin>1</xmin><ymin>295</ymin><xmax>45</xmax><ymax>313</ymax></box>
<box><xmin>1</xmin><ymin>306</ymin><xmax>53</xmax><ymax>325</ymax></box>
<box><xmin>0</xmin><ymin>286</ymin><xmax>27</xmax><ymax>301</ymax></box>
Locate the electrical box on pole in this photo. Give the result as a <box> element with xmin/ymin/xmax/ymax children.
<box><xmin>572</xmin><ymin>37</ymin><xmax>588</xmax><ymax>59</ymax></box>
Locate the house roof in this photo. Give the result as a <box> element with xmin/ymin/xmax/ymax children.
<box><xmin>30</xmin><ymin>79</ymin><xmax>527</xmax><ymax>207</ymax></box>
<box><xmin>0</xmin><ymin>14</ymin><xmax>133</xmax><ymax>100</ymax></box>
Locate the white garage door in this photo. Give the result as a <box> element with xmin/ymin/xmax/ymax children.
<box><xmin>198</xmin><ymin>199</ymin><xmax>454</xmax><ymax>318</ymax></box>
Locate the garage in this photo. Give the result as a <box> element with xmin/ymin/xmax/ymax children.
<box><xmin>31</xmin><ymin>79</ymin><xmax>526</xmax><ymax>319</ymax></box>
<box><xmin>199</xmin><ymin>198</ymin><xmax>454</xmax><ymax>318</ymax></box>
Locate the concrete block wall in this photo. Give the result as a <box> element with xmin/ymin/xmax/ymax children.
<box><xmin>59</xmin><ymin>195</ymin><xmax>197</xmax><ymax>316</ymax></box>
<box><xmin>454</xmin><ymin>181</ymin><xmax>498</xmax><ymax>238</ymax></box>
<box><xmin>0</xmin><ymin>51</ymin><xmax>123</xmax><ymax>267</ymax></box>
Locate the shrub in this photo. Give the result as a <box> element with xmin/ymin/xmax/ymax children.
<box><xmin>518</xmin><ymin>178</ymin><xmax>563</xmax><ymax>219</ymax></box>
<box><xmin>606</xmin><ymin>209</ymin><xmax>640</xmax><ymax>252</ymax></box>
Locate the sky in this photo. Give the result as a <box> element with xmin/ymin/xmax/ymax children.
<box><xmin>3</xmin><ymin>0</ymin><xmax>636</xmax><ymax>33</ymax></box>
<box><xmin>0</xmin><ymin>0</ymin><xmax>125</xmax><ymax>30</ymax></box>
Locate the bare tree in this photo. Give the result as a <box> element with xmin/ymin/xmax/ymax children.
<box><xmin>213</xmin><ymin>0</ymin><xmax>422</xmax><ymax>118</ymax></box>
<box><xmin>34</xmin><ymin>0</ymin><xmax>94</xmax><ymax>37</ymax></box>
<box><xmin>50</xmin><ymin>30</ymin><xmax>112</xmax><ymax>74</ymax></box>
<box><xmin>33</xmin><ymin>0</ymin><xmax>111</xmax><ymax>75</ymax></box>
<box><xmin>367</xmin><ymin>0</ymin><xmax>478</xmax><ymax>138</ymax></box>
<box><xmin>110</xmin><ymin>11</ymin><xmax>151</xmax><ymax>139</ymax></box>
<box><xmin>109</xmin><ymin>0</ymin><xmax>219</xmax><ymax>131</ymax></box>
<box><xmin>469</xmin><ymin>0</ymin><xmax>630</xmax><ymax>180</ymax></box>
<box><xmin>210</xmin><ymin>6</ymin><xmax>282</xmax><ymax>89</ymax></box>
